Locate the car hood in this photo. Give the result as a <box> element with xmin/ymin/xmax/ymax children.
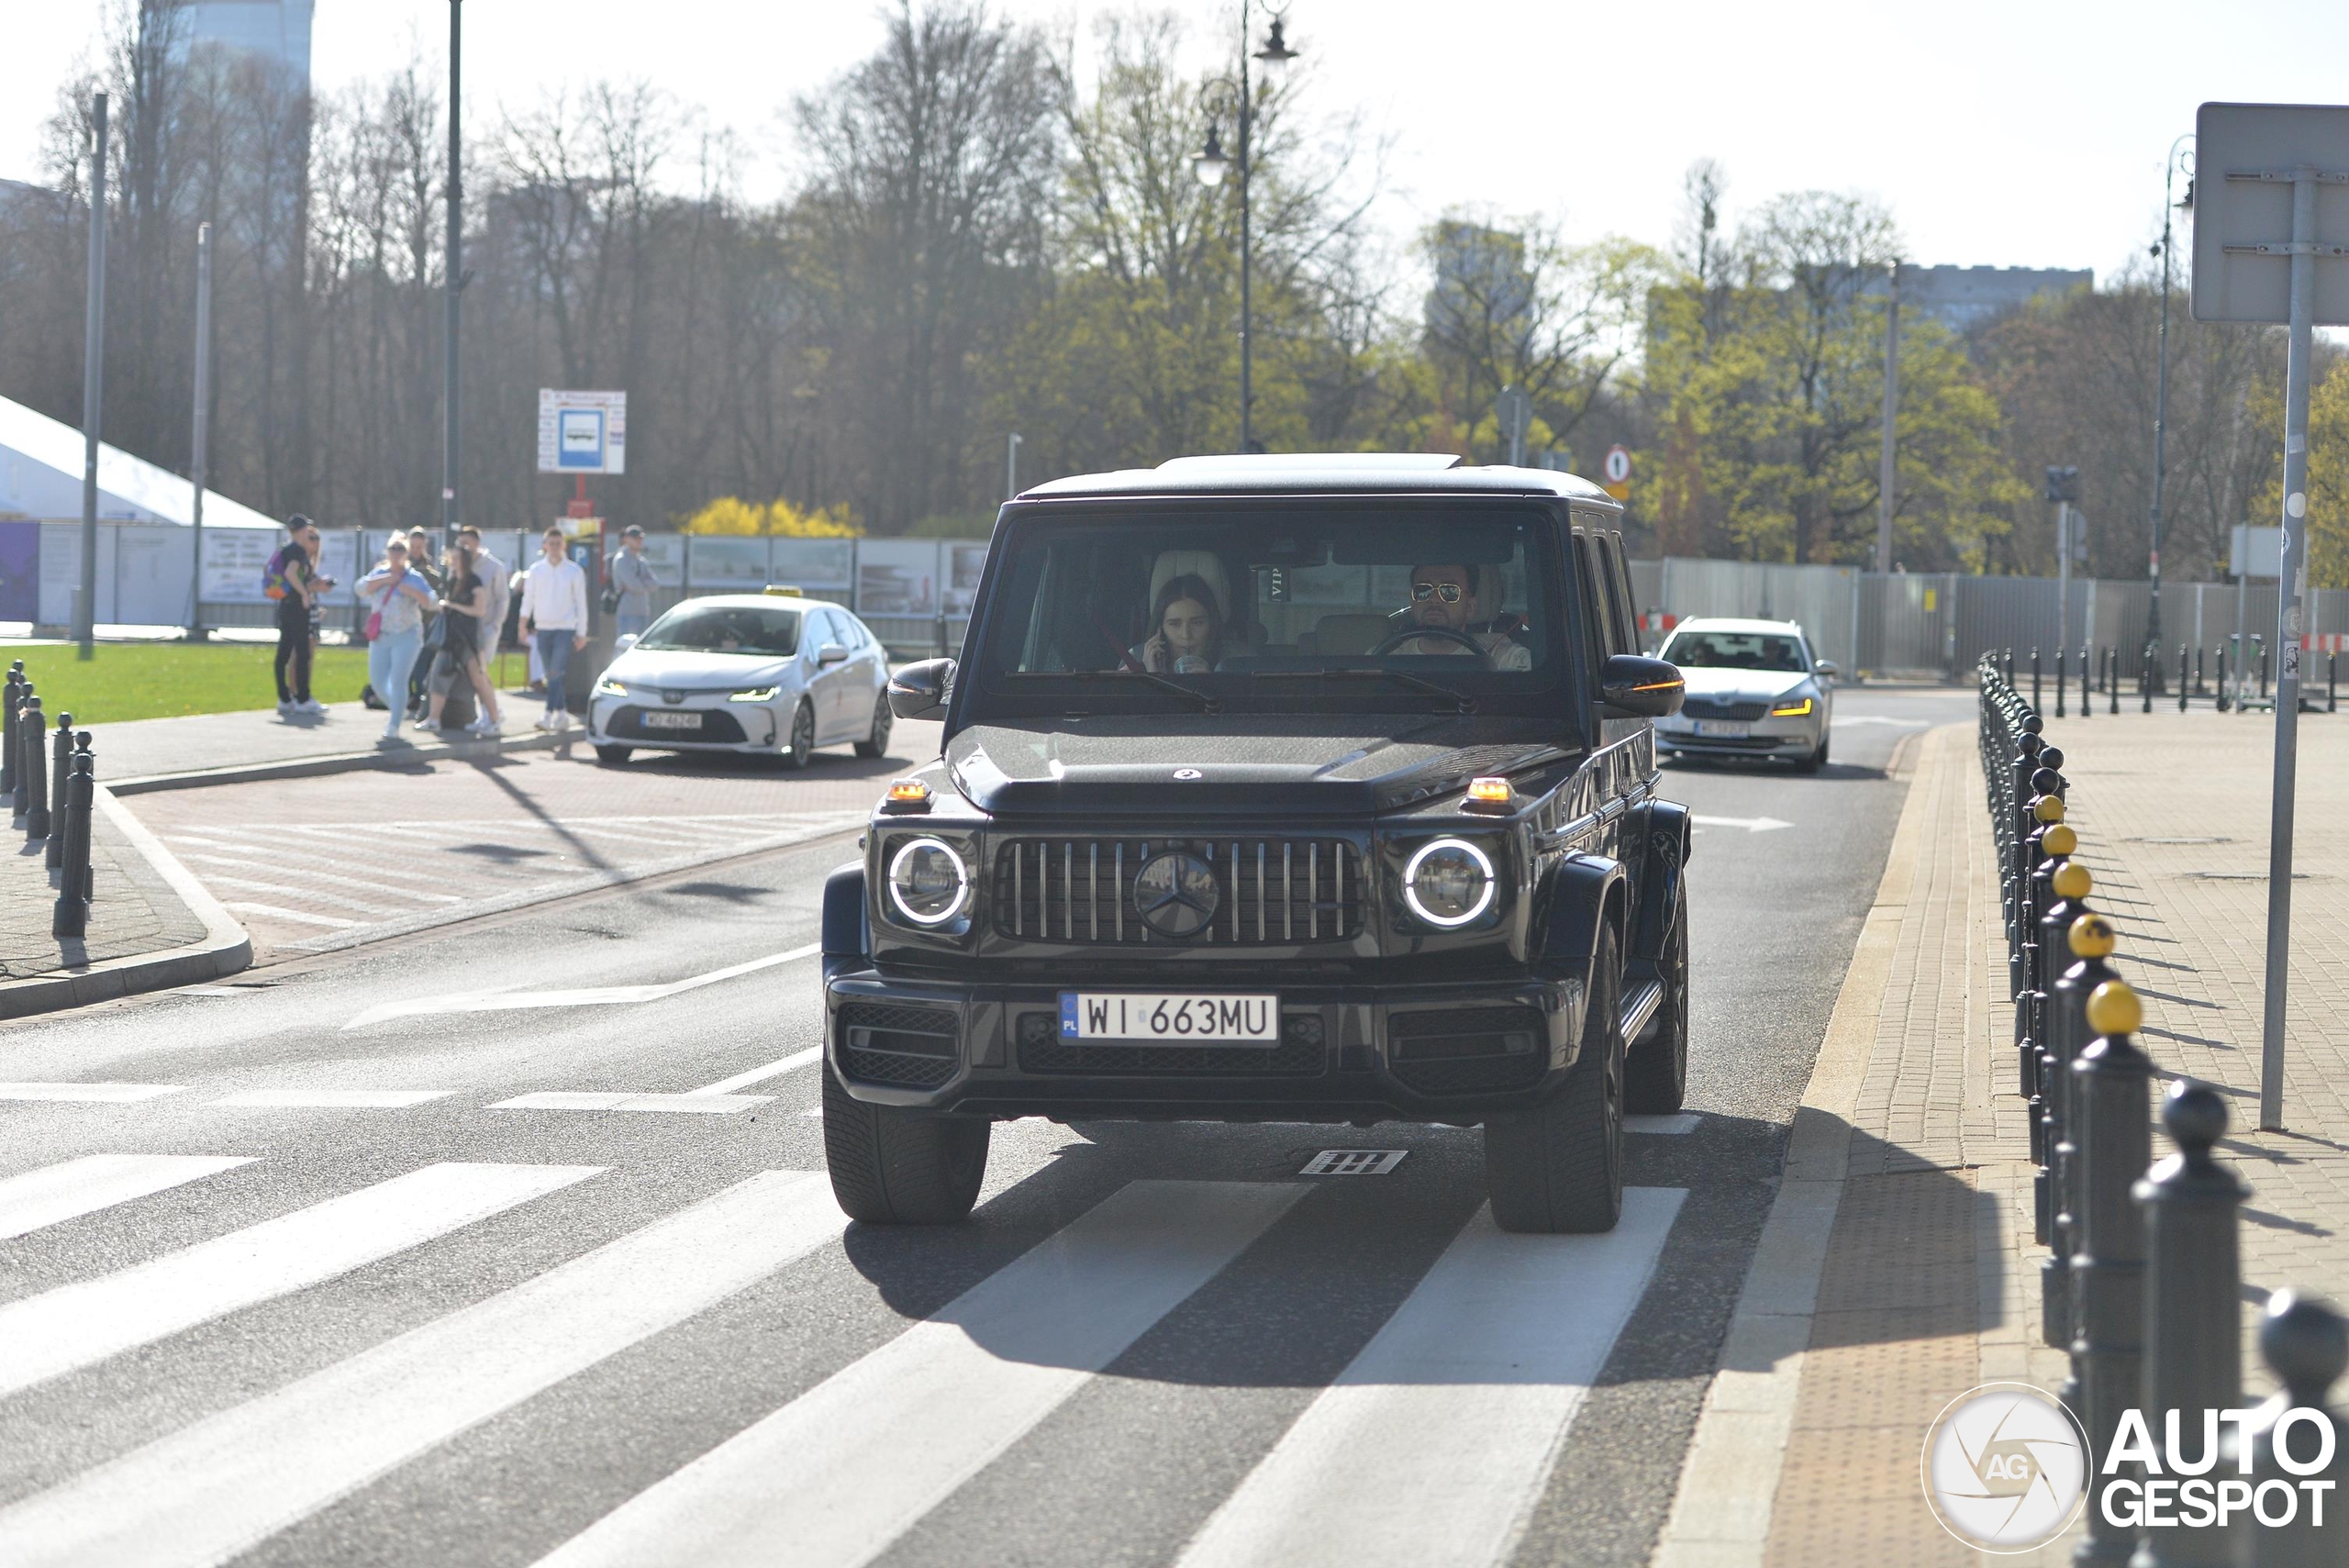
<box><xmin>944</xmin><ymin>717</ymin><xmax>1574</xmax><ymax>817</ymax></box>
<box><xmin>1675</xmin><ymin>667</ymin><xmax>1813</xmax><ymax>703</ymax></box>
<box><xmin>605</xmin><ymin>650</ymin><xmax>795</xmax><ymax>693</ymax></box>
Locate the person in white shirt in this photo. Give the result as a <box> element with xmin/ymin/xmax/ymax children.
<box><xmin>518</xmin><ymin>527</ymin><xmax>590</xmax><ymax>730</ymax></box>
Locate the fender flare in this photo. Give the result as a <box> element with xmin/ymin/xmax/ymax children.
<box><xmin>822</xmin><ymin>860</ymin><xmax>869</xmax><ymax>962</ymax></box>
<box><xmin>1628</xmin><ymin>798</ymin><xmax>1693</xmax><ymax>972</ymax></box>
<box><xmin>1531</xmin><ymin>852</ymin><xmax>1628</xmax><ymax>1006</ymax></box>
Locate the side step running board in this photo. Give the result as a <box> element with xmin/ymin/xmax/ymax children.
<box><xmin>1620</xmin><ymin>980</ymin><xmax>1664</xmax><ymax>1045</ymax></box>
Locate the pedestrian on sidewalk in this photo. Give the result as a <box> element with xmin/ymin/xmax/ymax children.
<box><xmin>424</xmin><ymin>539</ymin><xmax>505</xmax><ymax>737</ymax></box>
<box><xmin>404</xmin><ymin>528</ymin><xmax>445</xmax><ymax>721</ymax></box>
<box><xmin>607</xmin><ymin>525</ymin><xmax>661</xmax><ymax>639</ymax></box>
<box><xmin>357</xmin><ymin>539</ymin><xmax>436</xmax><ymax>742</ymax></box>
<box><xmin>518</xmin><ymin>527</ymin><xmax>587</xmax><ymax>731</ymax></box>
<box><xmin>459</xmin><ymin>526</ymin><xmax>512</xmax><ymax>693</ymax></box>
<box><xmin>268</xmin><ymin>517</ymin><xmax>329</xmax><ymax>717</ymax></box>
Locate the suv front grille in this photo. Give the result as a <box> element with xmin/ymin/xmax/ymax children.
<box><xmin>993</xmin><ymin>837</ymin><xmax>1365</xmax><ymax>946</ymax></box>
<box><xmin>837</xmin><ymin>1001</ymin><xmax>959</xmax><ymax>1088</ymax></box>
<box><xmin>1388</xmin><ymin>1005</ymin><xmax>1547</xmax><ymax>1095</ymax></box>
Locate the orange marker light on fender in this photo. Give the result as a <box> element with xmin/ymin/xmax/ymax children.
<box><xmin>886</xmin><ymin>779</ymin><xmax>932</xmax><ymax>806</ymax></box>
<box><xmin>1466</xmin><ymin>776</ymin><xmax>1513</xmax><ymax>807</ymax></box>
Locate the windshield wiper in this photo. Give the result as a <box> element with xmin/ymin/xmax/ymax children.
<box><xmin>1009</xmin><ymin>670</ymin><xmax>1220</xmax><ymax>714</ymax></box>
<box><xmin>1253</xmin><ymin>667</ymin><xmax>1477</xmax><ymax>715</ymax></box>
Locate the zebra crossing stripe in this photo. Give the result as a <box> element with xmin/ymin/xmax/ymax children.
<box><xmin>0</xmin><ymin>1155</ymin><xmax>255</xmax><ymax>1241</ymax></box>
<box><xmin>1174</xmin><ymin>1186</ymin><xmax>1687</xmax><ymax>1568</ymax></box>
<box><xmin>0</xmin><ymin>1169</ymin><xmax>843</xmax><ymax>1568</ymax></box>
<box><xmin>0</xmin><ymin>1083</ymin><xmax>182</xmax><ymax>1103</ymax></box>
<box><xmin>0</xmin><ymin>1161</ymin><xmax>602</xmax><ymax>1400</ymax></box>
<box><xmin>535</xmin><ymin>1180</ymin><xmax>1308</xmax><ymax>1568</ymax></box>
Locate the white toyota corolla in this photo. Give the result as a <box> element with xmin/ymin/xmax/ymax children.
<box><xmin>586</xmin><ymin>590</ymin><xmax>894</xmax><ymax>767</ymax></box>
<box><xmin>1651</xmin><ymin>616</ymin><xmax>1837</xmax><ymax>772</ymax></box>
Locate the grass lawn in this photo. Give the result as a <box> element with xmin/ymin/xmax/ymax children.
<box><xmin>2</xmin><ymin>641</ymin><xmax>375</xmax><ymax>724</ymax></box>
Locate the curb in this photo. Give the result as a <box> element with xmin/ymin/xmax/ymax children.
<box><xmin>1649</xmin><ymin>720</ymin><xmax>1947</xmax><ymax>1567</ymax></box>
<box><xmin>106</xmin><ymin>727</ymin><xmax>567</xmax><ymax>796</ymax></box>
<box><xmin>0</xmin><ymin>784</ymin><xmax>254</xmax><ymax>1020</ymax></box>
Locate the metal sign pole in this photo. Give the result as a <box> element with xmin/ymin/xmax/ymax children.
<box><xmin>190</xmin><ymin>220</ymin><xmax>212</xmax><ymax>640</ymax></box>
<box><xmin>2258</xmin><ymin>167</ymin><xmax>2318</xmax><ymax>1129</ymax></box>
<box><xmin>78</xmin><ymin>95</ymin><xmax>108</xmax><ymax>661</ymax></box>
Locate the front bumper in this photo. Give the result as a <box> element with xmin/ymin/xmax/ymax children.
<box><xmin>1653</xmin><ymin>713</ymin><xmax>1822</xmax><ymax>761</ymax></box>
<box><xmin>821</xmin><ymin>966</ymin><xmax>1587</xmax><ymax>1125</ymax></box>
<box><xmin>588</xmin><ymin>695</ymin><xmax>782</xmax><ymax>751</ymax></box>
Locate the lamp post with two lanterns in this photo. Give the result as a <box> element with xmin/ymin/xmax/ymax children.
<box><xmin>1191</xmin><ymin>4</ymin><xmax>1297</xmax><ymax>456</ymax></box>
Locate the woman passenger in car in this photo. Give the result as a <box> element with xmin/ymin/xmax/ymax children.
<box><xmin>1133</xmin><ymin>574</ymin><xmax>1227</xmax><ymax>673</ymax></box>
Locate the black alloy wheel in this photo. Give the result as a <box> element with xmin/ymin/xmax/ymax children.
<box><xmin>785</xmin><ymin>699</ymin><xmax>816</xmax><ymax>769</ymax></box>
<box><xmin>854</xmin><ymin>692</ymin><xmax>893</xmax><ymax>759</ymax></box>
<box><xmin>821</xmin><ymin>1066</ymin><xmax>989</xmax><ymax>1224</ymax></box>
<box><xmin>1484</xmin><ymin>924</ymin><xmax>1625</xmax><ymax>1233</ymax></box>
<box><xmin>1625</xmin><ymin>894</ymin><xmax>1689</xmax><ymax>1114</ymax></box>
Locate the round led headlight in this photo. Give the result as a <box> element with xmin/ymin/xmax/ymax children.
<box><xmin>886</xmin><ymin>837</ymin><xmax>969</xmax><ymax>926</ymax></box>
<box><xmin>1403</xmin><ymin>838</ymin><xmax>1497</xmax><ymax>928</ymax></box>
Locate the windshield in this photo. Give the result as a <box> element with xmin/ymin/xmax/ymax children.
<box><xmin>1661</xmin><ymin>628</ymin><xmax>1809</xmax><ymax>673</ymax></box>
<box><xmin>974</xmin><ymin>506</ymin><xmax>1562</xmax><ymax>714</ymax></box>
<box><xmin>636</xmin><ymin>604</ymin><xmax>801</xmax><ymax>657</ymax></box>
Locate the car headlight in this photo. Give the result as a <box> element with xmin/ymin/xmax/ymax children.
<box><xmin>729</xmin><ymin>685</ymin><xmax>781</xmax><ymax>703</ymax></box>
<box><xmin>1402</xmin><ymin>838</ymin><xmax>1497</xmax><ymax>928</ymax></box>
<box><xmin>1770</xmin><ymin>695</ymin><xmax>1815</xmax><ymax>717</ymax></box>
<box><xmin>594</xmin><ymin>677</ymin><xmax>628</xmax><ymax>697</ymax></box>
<box><xmin>887</xmin><ymin>837</ymin><xmax>969</xmax><ymax>926</ymax></box>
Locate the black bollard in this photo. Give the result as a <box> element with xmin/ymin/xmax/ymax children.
<box><xmin>2217</xmin><ymin>648</ymin><xmax>2231</xmax><ymax>713</ymax></box>
<box><xmin>72</xmin><ymin>732</ymin><xmax>93</xmax><ymax>901</ymax></box>
<box><xmin>17</xmin><ymin>695</ymin><xmax>45</xmax><ymax>839</ymax></box>
<box><xmin>2237</xmin><ymin>1292</ymin><xmax>2349</xmax><ymax>1568</ymax></box>
<box><xmin>2033</xmin><ymin>646</ymin><xmax>2043</xmax><ymax>710</ymax></box>
<box><xmin>2143</xmin><ymin>642</ymin><xmax>2154</xmax><ymax>713</ymax></box>
<box><xmin>2109</xmin><ymin>647</ymin><xmax>2121</xmax><ymax>715</ymax></box>
<box><xmin>2081</xmin><ymin>646</ymin><xmax>2093</xmax><ymax>720</ymax></box>
<box><xmin>2178</xmin><ymin>643</ymin><xmax>2189</xmax><ymax>713</ymax></box>
<box><xmin>2132</xmin><ymin>1081</ymin><xmax>2245</xmax><ymax>1568</ymax></box>
<box><xmin>2331</xmin><ymin>651</ymin><xmax>2338</xmax><ymax>716</ymax></box>
<box><xmin>50</xmin><ymin>751</ymin><xmax>92</xmax><ymax>940</ymax></box>
<box><xmin>44</xmin><ymin>712</ymin><xmax>72</xmax><ymax>876</ymax></box>
<box><xmin>2069</xmin><ymin>979</ymin><xmax>2155</xmax><ymax>1563</ymax></box>
<box><xmin>2258</xmin><ymin>636</ymin><xmax>2270</xmax><ymax>703</ymax></box>
<box><xmin>2030</xmin><ymin>843</ymin><xmax>2085</xmax><ymax>1209</ymax></box>
<box><xmin>2044</xmin><ymin>907</ymin><xmax>2119</xmax><ymax>1352</ymax></box>
<box><xmin>1</xmin><ymin>662</ymin><xmax>19</xmax><ymax>804</ymax></box>
<box><xmin>2195</xmin><ymin>645</ymin><xmax>2205</xmax><ymax>698</ymax></box>
<box><xmin>11</xmin><ymin>685</ymin><xmax>34</xmax><ymax>829</ymax></box>
<box><xmin>2017</xmin><ymin>792</ymin><xmax>2065</xmax><ymax>1096</ymax></box>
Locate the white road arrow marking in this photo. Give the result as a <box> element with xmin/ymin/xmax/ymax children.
<box><xmin>341</xmin><ymin>942</ymin><xmax>822</xmax><ymax>1029</ymax></box>
<box><xmin>1830</xmin><ymin>716</ymin><xmax>1931</xmax><ymax>728</ymax></box>
<box><xmin>1691</xmin><ymin>815</ymin><xmax>1794</xmax><ymax>834</ymax></box>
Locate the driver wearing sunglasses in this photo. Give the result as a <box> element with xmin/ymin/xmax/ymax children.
<box><xmin>1393</xmin><ymin>563</ymin><xmax>1531</xmax><ymax>669</ymax></box>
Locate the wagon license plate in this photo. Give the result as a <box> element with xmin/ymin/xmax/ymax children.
<box><xmin>1695</xmin><ymin>719</ymin><xmax>1749</xmax><ymax>738</ymax></box>
<box><xmin>1060</xmin><ymin>993</ymin><xmax>1281</xmax><ymax>1043</ymax></box>
<box><xmin>640</xmin><ymin>710</ymin><xmax>703</xmax><ymax>730</ymax></box>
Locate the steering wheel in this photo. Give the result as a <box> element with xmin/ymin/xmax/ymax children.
<box><xmin>1368</xmin><ymin>625</ymin><xmax>1495</xmax><ymax>666</ymax></box>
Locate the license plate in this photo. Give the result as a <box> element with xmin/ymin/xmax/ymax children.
<box><xmin>1695</xmin><ymin>719</ymin><xmax>1749</xmax><ymax>738</ymax></box>
<box><xmin>640</xmin><ymin>710</ymin><xmax>703</xmax><ymax>730</ymax></box>
<box><xmin>1060</xmin><ymin>992</ymin><xmax>1281</xmax><ymax>1043</ymax></box>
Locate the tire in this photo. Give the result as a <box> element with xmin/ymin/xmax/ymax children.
<box><xmin>785</xmin><ymin>699</ymin><xmax>816</xmax><ymax>769</ymax></box>
<box><xmin>853</xmin><ymin>692</ymin><xmax>892</xmax><ymax>759</ymax></box>
<box><xmin>1795</xmin><ymin>734</ymin><xmax>1829</xmax><ymax>773</ymax></box>
<box><xmin>1625</xmin><ymin>894</ymin><xmax>1689</xmax><ymax>1114</ymax></box>
<box><xmin>1484</xmin><ymin>924</ymin><xmax>1625</xmax><ymax>1233</ymax></box>
<box><xmin>594</xmin><ymin>744</ymin><xmax>633</xmax><ymax>766</ymax></box>
<box><xmin>821</xmin><ymin>1065</ymin><xmax>988</xmax><ymax>1225</ymax></box>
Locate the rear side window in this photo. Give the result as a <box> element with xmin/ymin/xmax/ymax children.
<box><xmin>1570</xmin><ymin>532</ymin><xmax>1615</xmax><ymax>673</ymax></box>
<box><xmin>1597</xmin><ymin>534</ymin><xmax>1639</xmax><ymax>656</ymax></box>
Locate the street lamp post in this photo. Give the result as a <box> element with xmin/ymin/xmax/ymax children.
<box><xmin>2148</xmin><ymin>133</ymin><xmax>2194</xmax><ymax>685</ymax></box>
<box><xmin>1193</xmin><ymin>4</ymin><xmax>1297</xmax><ymax>456</ymax></box>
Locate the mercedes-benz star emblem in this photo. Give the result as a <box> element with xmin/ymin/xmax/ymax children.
<box><xmin>1134</xmin><ymin>851</ymin><xmax>1219</xmax><ymax>938</ymax></box>
<box><xmin>1172</xmin><ymin>768</ymin><xmax>1203</xmax><ymax>780</ymax></box>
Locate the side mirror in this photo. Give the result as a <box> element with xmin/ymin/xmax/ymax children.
<box><xmin>818</xmin><ymin>641</ymin><xmax>850</xmax><ymax>667</ymax></box>
<box><xmin>1814</xmin><ymin>660</ymin><xmax>1839</xmax><ymax>681</ymax></box>
<box><xmin>614</xmin><ymin>632</ymin><xmax>639</xmax><ymax>654</ymax></box>
<box><xmin>889</xmin><ymin>657</ymin><xmax>955</xmax><ymax>720</ymax></box>
<box><xmin>1600</xmin><ymin>653</ymin><xmax>1685</xmax><ymax>718</ymax></box>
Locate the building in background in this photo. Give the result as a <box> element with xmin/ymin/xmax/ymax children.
<box><xmin>1874</xmin><ymin>265</ymin><xmax>2094</xmax><ymax>332</ymax></box>
<box><xmin>152</xmin><ymin>0</ymin><xmax>316</xmax><ymax>89</ymax></box>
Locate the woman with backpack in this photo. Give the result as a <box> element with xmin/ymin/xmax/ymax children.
<box><xmin>355</xmin><ymin>539</ymin><xmax>437</xmax><ymax>741</ymax></box>
<box><xmin>421</xmin><ymin>538</ymin><xmax>504</xmax><ymax>737</ymax></box>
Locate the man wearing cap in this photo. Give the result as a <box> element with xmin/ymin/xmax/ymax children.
<box><xmin>608</xmin><ymin>525</ymin><xmax>661</xmax><ymax>639</ymax></box>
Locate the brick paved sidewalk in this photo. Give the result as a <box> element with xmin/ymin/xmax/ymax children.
<box><xmin>0</xmin><ymin>802</ymin><xmax>206</xmax><ymax>982</ymax></box>
<box><xmin>1656</xmin><ymin>705</ymin><xmax>2349</xmax><ymax>1564</ymax></box>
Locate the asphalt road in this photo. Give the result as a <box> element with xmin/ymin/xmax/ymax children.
<box><xmin>0</xmin><ymin>686</ymin><xmax>1974</xmax><ymax>1568</ymax></box>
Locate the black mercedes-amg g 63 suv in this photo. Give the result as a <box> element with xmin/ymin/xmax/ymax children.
<box><xmin>818</xmin><ymin>453</ymin><xmax>1689</xmax><ymax>1233</ymax></box>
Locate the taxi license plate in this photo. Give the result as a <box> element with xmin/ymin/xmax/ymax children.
<box><xmin>1060</xmin><ymin>993</ymin><xmax>1280</xmax><ymax>1043</ymax></box>
<box><xmin>640</xmin><ymin>711</ymin><xmax>703</xmax><ymax>730</ymax></box>
<box><xmin>1695</xmin><ymin>719</ymin><xmax>1749</xmax><ymax>738</ymax></box>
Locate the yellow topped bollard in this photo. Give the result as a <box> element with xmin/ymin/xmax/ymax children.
<box><xmin>2087</xmin><ymin>978</ymin><xmax>2141</xmax><ymax>1038</ymax></box>
<box><xmin>2070</xmin><ymin>910</ymin><xmax>2115</xmax><ymax>959</ymax></box>
<box><xmin>2043</xmin><ymin>825</ymin><xmax>2079</xmax><ymax>861</ymax></box>
<box><xmin>2051</xmin><ymin>858</ymin><xmax>2089</xmax><ymax>900</ymax></box>
<box><xmin>2034</xmin><ymin>794</ymin><xmax>2066</xmax><ymax>825</ymax></box>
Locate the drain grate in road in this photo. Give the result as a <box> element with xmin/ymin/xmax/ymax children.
<box><xmin>1300</xmin><ymin>1150</ymin><xmax>1408</xmax><ymax>1176</ymax></box>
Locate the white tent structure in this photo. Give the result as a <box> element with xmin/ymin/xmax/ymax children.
<box><xmin>0</xmin><ymin>393</ymin><xmax>278</xmax><ymax>529</ymax></box>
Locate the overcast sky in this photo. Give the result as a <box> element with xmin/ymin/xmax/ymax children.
<box><xmin>8</xmin><ymin>0</ymin><xmax>2349</xmax><ymax>281</ymax></box>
